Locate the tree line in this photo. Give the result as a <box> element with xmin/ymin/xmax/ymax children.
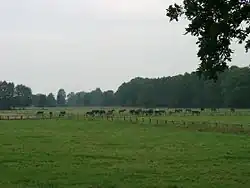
<box><xmin>1</xmin><ymin>66</ymin><xmax>250</xmax><ymax>110</ymax></box>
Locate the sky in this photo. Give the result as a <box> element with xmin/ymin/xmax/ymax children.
<box><xmin>0</xmin><ymin>0</ymin><xmax>249</xmax><ymax>94</ymax></box>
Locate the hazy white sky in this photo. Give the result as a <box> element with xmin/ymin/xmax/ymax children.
<box><xmin>0</xmin><ymin>0</ymin><xmax>249</xmax><ymax>94</ymax></box>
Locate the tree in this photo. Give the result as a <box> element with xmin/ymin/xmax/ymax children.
<box><xmin>2</xmin><ymin>66</ymin><xmax>250</xmax><ymax>109</ymax></box>
<box><xmin>75</xmin><ymin>92</ymin><xmax>85</xmax><ymax>106</ymax></box>
<box><xmin>166</xmin><ymin>0</ymin><xmax>250</xmax><ymax>80</ymax></box>
<box><xmin>114</xmin><ymin>66</ymin><xmax>250</xmax><ymax>108</ymax></box>
<box><xmin>83</xmin><ymin>93</ymin><xmax>91</xmax><ymax>106</ymax></box>
<box><xmin>220</xmin><ymin>66</ymin><xmax>250</xmax><ymax>108</ymax></box>
<box><xmin>57</xmin><ymin>89</ymin><xmax>66</xmax><ymax>106</ymax></box>
<box><xmin>31</xmin><ymin>94</ymin><xmax>39</xmax><ymax>107</ymax></box>
<box><xmin>67</xmin><ymin>92</ymin><xmax>77</xmax><ymax>106</ymax></box>
<box><xmin>37</xmin><ymin>94</ymin><xmax>47</xmax><ymax>107</ymax></box>
<box><xmin>89</xmin><ymin>88</ymin><xmax>103</xmax><ymax>106</ymax></box>
<box><xmin>46</xmin><ymin>93</ymin><xmax>57</xmax><ymax>107</ymax></box>
<box><xmin>14</xmin><ymin>84</ymin><xmax>32</xmax><ymax>107</ymax></box>
<box><xmin>32</xmin><ymin>94</ymin><xmax>47</xmax><ymax>107</ymax></box>
<box><xmin>0</xmin><ymin>81</ymin><xmax>15</xmax><ymax>110</ymax></box>
<box><xmin>102</xmin><ymin>90</ymin><xmax>115</xmax><ymax>106</ymax></box>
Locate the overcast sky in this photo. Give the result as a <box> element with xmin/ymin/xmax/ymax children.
<box><xmin>0</xmin><ymin>0</ymin><xmax>249</xmax><ymax>94</ymax></box>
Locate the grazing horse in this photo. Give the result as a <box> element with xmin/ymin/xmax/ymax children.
<box><xmin>129</xmin><ymin>109</ymin><xmax>142</xmax><ymax>116</ymax></box>
<box><xmin>230</xmin><ymin>108</ymin><xmax>235</xmax><ymax>112</ymax></box>
<box><xmin>99</xmin><ymin>110</ymin><xmax>106</xmax><ymax>115</ymax></box>
<box><xmin>59</xmin><ymin>111</ymin><xmax>66</xmax><ymax>117</ymax></box>
<box><xmin>143</xmin><ymin>109</ymin><xmax>154</xmax><ymax>116</ymax></box>
<box><xmin>175</xmin><ymin>109</ymin><xmax>183</xmax><ymax>113</ymax></box>
<box><xmin>154</xmin><ymin>109</ymin><xmax>166</xmax><ymax>116</ymax></box>
<box><xmin>192</xmin><ymin>110</ymin><xmax>201</xmax><ymax>115</ymax></box>
<box><xmin>88</xmin><ymin>110</ymin><xmax>105</xmax><ymax>116</ymax></box>
<box><xmin>119</xmin><ymin>109</ymin><xmax>126</xmax><ymax>114</ymax></box>
<box><xmin>36</xmin><ymin>111</ymin><xmax>44</xmax><ymax>116</ymax></box>
<box><xmin>129</xmin><ymin>109</ymin><xmax>135</xmax><ymax>115</ymax></box>
<box><xmin>86</xmin><ymin>111</ymin><xmax>94</xmax><ymax>116</ymax></box>
<box><xmin>107</xmin><ymin>109</ymin><xmax>115</xmax><ymax>116</ymax></box>
<box><xmin>136</xmin><ymin>109</ymin><xmax>143</xmax><ymax>115</ymax></box>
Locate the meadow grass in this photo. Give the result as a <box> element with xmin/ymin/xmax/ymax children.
<box><xmin>0</xmin><ymin>119</ymin><xmax>250</xmax><ymax>188</ymax></box>
<box><xmin>153</xmin><ymin>115</ymin><xmax>250</xmax><ymax>124</ymax></box>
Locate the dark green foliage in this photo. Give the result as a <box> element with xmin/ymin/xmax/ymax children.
<box><xmin>14</xmin><ymin>84</ymin><xmax>32</xmax><ymax>107</ymax></box>
<box><xmin>0</xmin><ymin>81</ymin><xmax>14</xmax><ymax>110</ymax></box>
<box><xmin>56</xmin><ymin>89</ymin><xmax>66</xmax><ymax>106</ymax></box>
<box><xmin>36</xmin><ymin>94</ymin><xmax>47</xmax><ymax>108</ymax></box>
<box><xmin>102</xmin><ymin>90</ymin><xmax>116</xmax><ymax>106</ymax></box>
<box><xmin>46</xmin><ymin>93</ymin><xmax>57</xmax><ymax>107</ymax></box>
<box><xmin>1</xmin><ymin>66</ymin><xmax>250</xmax><ymax>109</ymax></box>
<box><xmin>115</xmin><ymin>66</ymin><xmax>250</xmax><ymax>108</ymax></box>
<box><xmin>166</xmin><ymin>0</ymin><xmax>250</xmax><ymax>80</ymax></box>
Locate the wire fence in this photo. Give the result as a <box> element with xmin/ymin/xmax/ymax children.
<box><xmin>83</xmin><ymin>115</ymin><xmax>250</xmax><ymax>135</ymax></box>
<box><xmin>1</xmin><ymin>113</ymin><xmax>249</xmax><ymax>135</ymax></box>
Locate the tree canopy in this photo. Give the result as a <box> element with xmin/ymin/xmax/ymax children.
<box><xmin>1</xmin><ymin>66</ymin><xmax>250</xmax><ymax>109</ymax></box>
<box><xmin>166</xmin><ymin>0</ymin><xmax>250</xmax><ymax>80</ymax></box>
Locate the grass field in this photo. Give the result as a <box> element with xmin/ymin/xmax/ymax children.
<box><xmin>1</xmin><ymin>108</ymin><xmax>250</xmax><ymax>188</ymax></box>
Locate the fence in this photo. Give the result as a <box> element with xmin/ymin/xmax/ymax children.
<box><xmin>0</xmin><ymin>114</ymin><xmax>249</xmax><ymax>135</ymax></box>
<box><xmin>83</xmin><ymin>115</ymin><xmax>250</xmax><ymax>135</ymax></box>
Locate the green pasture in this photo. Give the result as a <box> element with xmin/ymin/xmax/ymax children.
<box><xmin>1</xmin><ymin>107</ymin><xmax>250</xmax><ymax>187</ymax></box>
<box><xmin>1</xmin><ymin>107</ymin><xmax>250</xmax><ymax>126</ymax></box>
<box><xmin>0</xmin><ymin>119</ymin><xmax>250</xmax><ymax>188</ymax></box>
